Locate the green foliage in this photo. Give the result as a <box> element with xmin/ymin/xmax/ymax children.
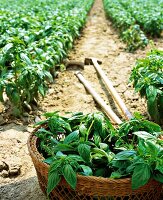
<box><xmin>47</xmin><ymin>170</ymin><xmax>61</xmax><ymax>195</ymax></box>
<box><xmin>62</xmin><ymin>164</ymin><xmax>77</xmax><ymax>190</ymax></box>
<box><xmin>103</xmin><ymin>0</ymin><xmax>135</xmax><ymax>32</ymax></box>
<box><xmin>0</xmin><ymin>0</ymin><xmax>94</xmax><ymax>115</ymax></box>
<box><xmin>119</xmin><ymin>0</ymin><xmax>163</xmax><ymax>37</ymax></box>
<box><xmin>103</xmin><ymin>0</ymin><xmax>148</xmax><ymax>52</ymax></box>
<box><xmin>122</xmin><ymin>25</ymin><xmax>148</xmax><ymax>52</ymax></box>
<box><xmin>103</xmin><ymin>0</ymin><xmax>163</xmax><ymax>51</ymax></box>
<box><xmin>35</xmin><ymin>111</ymin><xmax>163</xmax><ymax>195</ymax></box>
<box><xmin>131</xmin><ymin>163</ymin><xmax>151</xmax><ymax>190</ymax></box>
<box><xmin>130</xmin><ymin>49</ymin><xmax>163</xmax><ymax>124</ymax></box>
<box><xmin>78</xmin><ymin>144</ymin><xmax>91</xmax><ymax>163</ymax></box>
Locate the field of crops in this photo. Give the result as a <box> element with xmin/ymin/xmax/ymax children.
<box><xmin>0</xmin><ymin>0</ymin><xmax>163</xmax><ymax>199</ymax></box>
<box><xmin>103</xmin><ymin>0</ymin><xmax>163</xmax><ymax>51</ymax></box>
<box><xmin>0</xmin><ymin>0</ymin><xmax>163</xmax><ymax>116</ymax></box>
<box><xmin>0</xmin><ymin>0</ymin><xmax>94</xmax><ymax>115</ymax></box>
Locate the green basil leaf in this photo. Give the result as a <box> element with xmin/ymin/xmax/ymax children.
<box><xmin>133</xmin><ymin>112</ymin><xmax>144</xmax><ymax>120</ymax></box>
<box><xmin>12</xmin><ymin>91</ymin><xmax>20</xmax><ymax>105</ymax></box>
<box><xmin>94</xmin><ymin>132</ymin><xmax>101</xmax><ymax>146</ymax></box>
<box><xmin>80</xmin><ymin>165</ymin><xmax>93</xmax><ymax>176</ymax></box>
<box><xmin>94</xmin><ymin>168</ymin><xmax>107</xmax><ymax>177</ymax></box>
<box><xmin>111</xmin><ymin>160</ymin><xmax>131</xmax><ymax>170</ymax></box>
<box><xmin>20</xmin><ymin>53</ymin><xmax>32</xmax><ymax>66</ymax></box>
<box><xmin>94</xmin><ymin>113</ymin><xmax>103</xmax><ymax>137</ymax></box>
<box><xmin>49</xmin><ymin>160</ymin><xmax>62</xmax><ymax>175</ymax></box>
<box><xmin>94</xmin><ymin>113</ymin><xmax>103</xmax><ymax>127</ymax></box>
<box><xmin>92</xmin><ymin>147</ymin><xmax>113</xmax><ymax>161</ymax></box>
<box><xmin>54</xmin><ymin>143</ymin><xmax>75</xmax><ymax>152</ymax></box>
<box><xmin>67</xmin><ymin>155</ymin><xmax>84</xmax><ymax>162</ymax></box>
<box><xmin>79</xmin><ymin>124</ymin><xmax>87</xmax><ymax>137</ymax></box>
<box><xmin>62</xmin><ymin>164</ymin><xmax>77</xmax><ymax>189</ymax></box>
<box><xmin>146</xmin><ymin>85</ymin><xmax>157</xmax><ymax>103</ymax></box>
<box><xmin>43</xmin><ymin>157</ymin><xmax>55</xmax><ymax>165</ymax></box>
<box><xmin>126</xmin><ymin>163</ymin><xmax>135</xmax><ymax>174</ymax></box>
<box><xmin>2</xmin><ymin>43</ymin><xmax>13</xmax><ymax>54</ymax></box>
<box><xmin>110</xmin><ymin>171</ymin><xmax>123</xmax><ymax>179</ymax></box>
<box><xmin>147</xmin><ymin>96</ymin><xmax>160</xmax><ymax>124</ymax></box>
<box><xmin>145</xmin><ymin>141</ymin><xmax>160</xmax><ymax>156</ymax></box>
<box><xmin>56</xmin><ymin>151</ymin><xmax>66</xmax><ymax>157</ymax></box>
<box><xmin>133</xmin><ymin>131</ymin><xmax>156</xmax><ymax>141</ymax></box>
<box><xmin>44</xmin><ymin>71</ymin><xmax>53</xmax><ymax>82</ymax></box>
<box><xmin>47</xmin><ymin>170</ymin><xmax>61</xmax><ymax>195</ymax></box>
<box><xmin>78</xmin><ymin>143</ymin><xmax>90</xmax><ymax>163</ymax></box>
<box><xmin>132</xmin><ymin>163</ymin><xmax>151</xmax><ymax>190</ymax></box>
<box><xmin>114</xmin><ymin>150</ymin><xmax>136</xmax><ymax>161</ymax></box>
<box><xmin>153</xmin><ymin>172</ymin><xmax>163</xmax><ymax>183</ymax></box>
<box><xmin>155</xmin><ymin>158</ymin><xmax>163</xmax><ymax>174</ymax></box>
<box><xmin>99</xmin><ymin>143</ymin><xmax>109</xmax><ymax>151</ymax></box>
<box><xmin>64</xmin><ymin>130</ymin><xmax>79</xmax><ymax>144</ymax></box>
<box><xmin>142</xmin><ymin>120</ymin><xmax>161</xmax><ymax>132</ymax></box>
<box><xmin>38</xmin><ymin>84</ymin><xmax>45</xmax><ymax>96</ymax></box>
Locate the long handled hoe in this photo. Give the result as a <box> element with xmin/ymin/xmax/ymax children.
<box><xmin>84</xmin><ymin>57</ymin><xmax>133</xmax><ymax>120</ymax></box>
<box><xmin>75</xmin><ymin>58</ymin><xmax>133</xmax><ymax>124</ymax></box>
<box><xmin>75</xmin><ymin>71</ymin><xmax>122</xmax><ymax>124</ymax></box>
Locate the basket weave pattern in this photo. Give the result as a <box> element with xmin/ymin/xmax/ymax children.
<box><xmin>28</xmin><ymin>133</ymin><xmax>162</xmax><ymax>200</ymax></box>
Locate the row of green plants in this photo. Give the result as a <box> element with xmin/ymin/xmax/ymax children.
<box><xmin>119</xmin><ymin>0</ymin><xmax>163</xmax><ymax>37</ymax></box>
<box><xmin>35</xmin><ymin>111</ymin><xmax>163</xmax><ymax>196</ymax></box>
<box><xmin>130</xmin><ymin>49</ymin><xmax>163</xmax><ymax>125</ymax></box>
<box><xmin>103</xmin><ymin>0</ymin><xmax>148</xmax><ymax>52</ymax></box>
<box><xmin>103</xmin><ymin>0</ymin><xmax>163</xmax><ymax>52</ymax></box>
<box><xmin>0</xmin><ymin>0</ymin><xmax>94</xmax><ymax>116</ymax></box>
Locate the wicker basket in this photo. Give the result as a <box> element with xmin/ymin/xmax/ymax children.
<box><xmin>28</xmin><ymin>132</ymin><xmax>162</xmax><ymax>200</ymax></box>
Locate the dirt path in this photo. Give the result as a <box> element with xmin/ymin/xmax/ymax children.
<box><xmin>0</xmin><ymin>0</ymin><xmax>163</xmax><ymax>199</ymax></box>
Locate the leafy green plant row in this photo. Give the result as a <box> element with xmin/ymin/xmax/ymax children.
<box><xmin>103</xmin><ymin>0</ymin><xmax>148</xmax><ymax>52</ymax></box>
<box><xmin>0</xmin><ymin>0</ymin><xmax>94</xmax><ymax>116</ymax></box>
<box><xmin>35</xmin><ymin>111</ymin><xmax>163</xmax><ymax>196</ymax></box>
<box><xmin>130</xmin><ymin>49</ymin><xmax>163</xmax><ymax>124</ymax></box>
<box><xmin>118</xmin><ymin>0</ymin><xmax>163</xmax><ymax>37</ymax></box>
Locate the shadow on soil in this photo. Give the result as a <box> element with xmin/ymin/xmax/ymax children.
<box><xmin>0</xmin><ymin>176</ymin><xmax>47</xmax><ymax>200</ymax></box>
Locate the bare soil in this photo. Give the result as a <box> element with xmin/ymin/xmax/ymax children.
<box><xmin>0</xmin><ymin>0</ymin><xmax>163</xmax><ymax>199</ymax></box>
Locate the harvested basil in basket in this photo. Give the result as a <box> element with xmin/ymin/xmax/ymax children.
<box><xmin>35</xmin><ymin>111</ymin><xmax>163</xmax><ymax>195</ymax></box>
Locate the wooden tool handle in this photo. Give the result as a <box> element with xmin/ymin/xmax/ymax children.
<box><xmin>92</xmin><ymin>58</ymin><xmax>133</xmax><ymax>120</ymax></box>
<box><xmin>75</xmin><ymin>71</ymin><xmax>122</xmax><ymax>124</ymax></box>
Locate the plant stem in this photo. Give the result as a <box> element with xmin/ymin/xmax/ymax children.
<box><xmin>86</xmin><ymin>120</ymin><xmax>94</xmax><ymax>141</ymax></box>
